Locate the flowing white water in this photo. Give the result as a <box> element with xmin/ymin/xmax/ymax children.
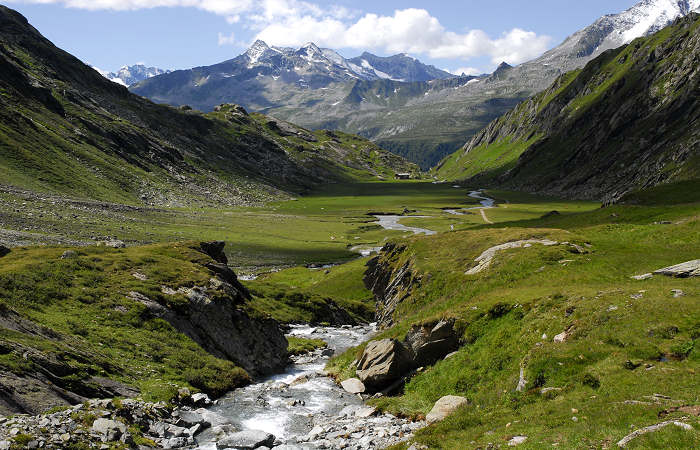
<box><xmin>195</xmin><ymin>325</ymin><xmax>376</xmax><ymax>448</ymax></box>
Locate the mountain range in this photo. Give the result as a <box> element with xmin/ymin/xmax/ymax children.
<box><xmin>132</xmin><ymin>0</ymin><xmax>700</xmax><ymax>169</ymax></box>
<box><xmin>94</xmin><ymin>64</ymin><xmax>172</xmax><ymax>87</ymax></box>
<box><xmin>0</xmin><ymin>6</ymin><xmax>416</xmax><ymax>208</ymax></box>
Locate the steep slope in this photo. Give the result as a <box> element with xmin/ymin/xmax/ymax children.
<box><xmin>435</xmin><ymin>13</ymin><xmax>700</xmax><ymax>202</ymax></box>
<box><xmin>0</xmin><ymin>7</ymin><xmax>416</xmax><ymax>208</ymax></box>
<box><xmin>131</xmin><ymin>1</ymin><xmax>700</xmax><ymax>170</ymax></box>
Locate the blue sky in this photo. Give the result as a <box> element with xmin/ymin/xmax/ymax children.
<box><xmin>6</xmin><ymin>0</ymin><xmax>639</xmax><ymax>74</ymax></box>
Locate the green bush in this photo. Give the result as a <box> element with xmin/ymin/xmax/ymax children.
<box><xmin>183</xmin><ymin>359</ymin><xmax>250</xmax><ymax>397</ymax></box>
<box><xmin>670</xmin><ymin>340</ymin><xmax>694</xmax><ymax>359</ymax></box>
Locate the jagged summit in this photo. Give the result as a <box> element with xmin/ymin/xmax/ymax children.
<box><xmin>95</xmin><ymin>64</ymin><xmax>171</xmax><ymax>87</ymax></box>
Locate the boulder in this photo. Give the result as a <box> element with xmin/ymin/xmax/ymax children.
<box><xmin>426</xmin><ymin>395</ymin><xmax>469</xmax><ymax>424</ymax></box>
<box><xmin>654</xmin><ymin>260</ymin><xmax>700</xmax><ymax>277</ymax></box>
<box><xmin>0</xmin><ymin>245</ymin><xmax>10</xmax><ymax>258</ymax></box>
<box><xmin>356</xmin><ymin>339</ymin><xmax>414</xmax><ymax>389</ymax></box>
<box><xmin>91</xmin><ymin>418</ymin><xmax>127</xmax><ymax>442</ymax></box>
<box><xmin>341</xmin><ymin>378</ymin><xmax>366</xmax><ymax>394</ymax></box>
<box><xmin>191</xmin><ymin>392</ymin><xmax>212</xmax><ymax>407</ymax></box>
<box><xmin>100</xmin><ymin>240</ymin><xmax>125</xmax><ymax>248</ymax></box>
<box><xmin>508</xmin><ymin>435</ymin><xmax>528</xmax><ymax>446</ymax></box>
<box><xmin>175</xmin><ymin>410</ymin><xmax>210</xmax><ymax>429</ymax></box>
<box><xmin>216</xmin><ymin>430</ymin><xmax>275</xmax><ymax>449</ymax></box>
<box><xmin>405</xmin><ymin>319</ymin><xmax>460</xmax><ymax>367</ymax></box>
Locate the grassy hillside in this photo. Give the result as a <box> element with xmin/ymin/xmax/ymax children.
<box><xmin>434</xmin><ymin>14</ymin><xmax>700</xmax><ymax>202</ymax></box>
<box><xmin>0</xmin><ymin>6</ymin><xmax>417</xmax><ymax>208</ymax></box>
<box><xmin>328</xmin><ymin>185</ymin><xmax>700</xmax><ymax>448</ymax></box>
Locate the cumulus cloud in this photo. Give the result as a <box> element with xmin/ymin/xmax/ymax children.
<box><xmin>217</xmin><ymin>31</ymin><xmax>237</xmax><ymax>46</ymax></box>
<box><xmin>253</xmin><ymin>7</ymin><xmax>551</xmax><ymax>65</ymax></box>
<box><xmin>9</xmin><ymin>0</ymin><xmax>552</xmax><ymax>66</ymax></box>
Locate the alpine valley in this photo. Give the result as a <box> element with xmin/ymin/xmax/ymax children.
<box><xmin>0</xmin><ymin>1</ymin><xmax>698</xmax><ymax>450</ymax></box>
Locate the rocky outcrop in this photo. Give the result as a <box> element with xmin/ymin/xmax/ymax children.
<box><xmin>139</xmin><ymin>243</ymin><xmax>287</xmax><ymax>376</ymax></box>
<box><xmin>364</xmin><ymin>243</ymin><xmax>421</xmax><ymax>328</ymax></box>
<box><xmin>356</xmin><ymin>320</ymin><xmax>461</xmax><ymax>391</ymax></box>
<box><xmin>0</xmin><ymin>309</ymin><xmax>140</xmax><ymax>415</ymax></box>
<box><xmin>465</xmin><ymin>240</ymin><xmax>559</xmax><ymax>275</ymax></box>
<box><xmin>654</xmin><ymin>259</ymin><xmax>700</xmax><ymax>277</ymax></box>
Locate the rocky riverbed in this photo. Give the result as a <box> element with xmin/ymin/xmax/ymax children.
<box><xmin>196</xmin><ymin>325</ymin><xmax>425</xmax><ymax>449</ymax></box>
<box><xmin>0</xmin><ymin>325</ymin><xmax>425</xmax><ymax>449</ymax></box>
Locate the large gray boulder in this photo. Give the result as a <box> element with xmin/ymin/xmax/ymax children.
<box><xmin>341</xmin><ymin>378</ymin><xmax>366</xmax><ymax>394</ymax></box>
<box><xmin>405</xmin><ymin>319</ymin><xmax>460</xmax><ymax>367</ymax></box>
<box><xmin>216</xmin><ymin>430</ymin><xmax>275</xmax><ymax>449</ymax></box>
<box><xmin>426</xmin><ymin>395</ymin><xmax>469</xmax><ymax>424</ymax></box>
<box><xmin>356</xmin><ymin>339</ymin><xmax>413</xmax><ymax>389</ymax></box>
<box><xmin>91</xmin><ymin>418</ymin><xmax>127</xmax><ymax>441</ymax></box>
<box><xmin>654</xmin><ymin>260</ymin><xmax>700</xmax><ymax>277</ymax></box>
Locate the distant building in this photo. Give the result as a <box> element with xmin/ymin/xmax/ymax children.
<box><xmin>395</xmin><ymin>173</ymin><xmax>411</xmax><ymax>180</ymax></box>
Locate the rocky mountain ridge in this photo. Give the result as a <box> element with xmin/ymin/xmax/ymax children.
<box><xmin>131</xmin><ymin>0</ymin><xmax>700</xmax><ymax>169</ymax></box>
<box><xmin>94</xmin><ymin>64</ymin><xmax>171</xmax><ymax>87</ymax></box>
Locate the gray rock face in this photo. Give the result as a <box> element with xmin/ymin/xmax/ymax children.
<box><xmin>216</xmin><ymin>430</ymin><xmax>275</xmax><ymax>449</ymax></box>
<box><xmin>654</xmin><ymin>259</ymin><xmax>700</xmax><ymax>277</ymax></box>
<box><xmin>136</xmin><ymin>242</ymin><xmax>288</xmax><ymax>377</ymax></box>
<box><xmin>364</xmin><ymin>243</ymin><xmax>418</xmax><ymax>328</ymax></box>
<box><xmin>405</xmin><ymin>319</ymin><xmax>460</xmax><ymax>367</ymax></box>
<box><xmin>426</xmin><ymin>395</ymin><xmax>469</xmax><ymax>424</ymax></box>
<box><xmin>356</xmin><ymin>339</ymin><xmax>414</xmax><ymax>389</ymax></box>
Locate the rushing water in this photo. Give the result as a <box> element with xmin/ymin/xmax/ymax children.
<box><xmin>195</xmin><ymin>325</ymin><xmax>378</xmax><ymax>449</ymax></box>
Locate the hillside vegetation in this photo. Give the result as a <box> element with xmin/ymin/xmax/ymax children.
<box><xmin>0</xmin><ymin>6</ymin><xmax>416</xmax><ymax>208</ymax></box>
<box><xmin>435</xmin><ymin>14</ymin><xmax>700</xmax><ymax>203</ymax></box>
<box><xmin>328</xmin><ymin>186</ymin><xmax>700</xmax><ymax>448</ymax></box>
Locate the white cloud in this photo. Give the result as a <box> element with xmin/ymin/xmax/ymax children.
<box><xmin>9</xmin><ymin>1</ymin><xmax>552</xmax><ymax>66</ymax></box>
<box><xmin>254</xmin><ymin>8</ymin><xmax>551</xmax><ymax>65</ymax></box>
<box><xmin>217</xmin><ymin>31</ymin><xmax>237</xmax><ymax>46</ymax></box>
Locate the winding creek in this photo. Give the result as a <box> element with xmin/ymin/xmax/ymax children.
<box><xmin>194</xmin><ymin>190</ymin><xmax>497</xmax><ymax>449</ymax></box>
<box><xmin>196</xmin><ymin>325</ymin><xmax>423</xmax><ymax>449</ymax></box>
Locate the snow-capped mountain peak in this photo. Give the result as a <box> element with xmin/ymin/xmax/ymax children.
<box><xmin>235</xmin><ymin>41</ymin><xmax>454</xmax><ymax>83</ymax></box>
<box><xmin>93</xmin><ymin>64</ymin><xmax>171</xmax><ymax>87</ymax></box>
